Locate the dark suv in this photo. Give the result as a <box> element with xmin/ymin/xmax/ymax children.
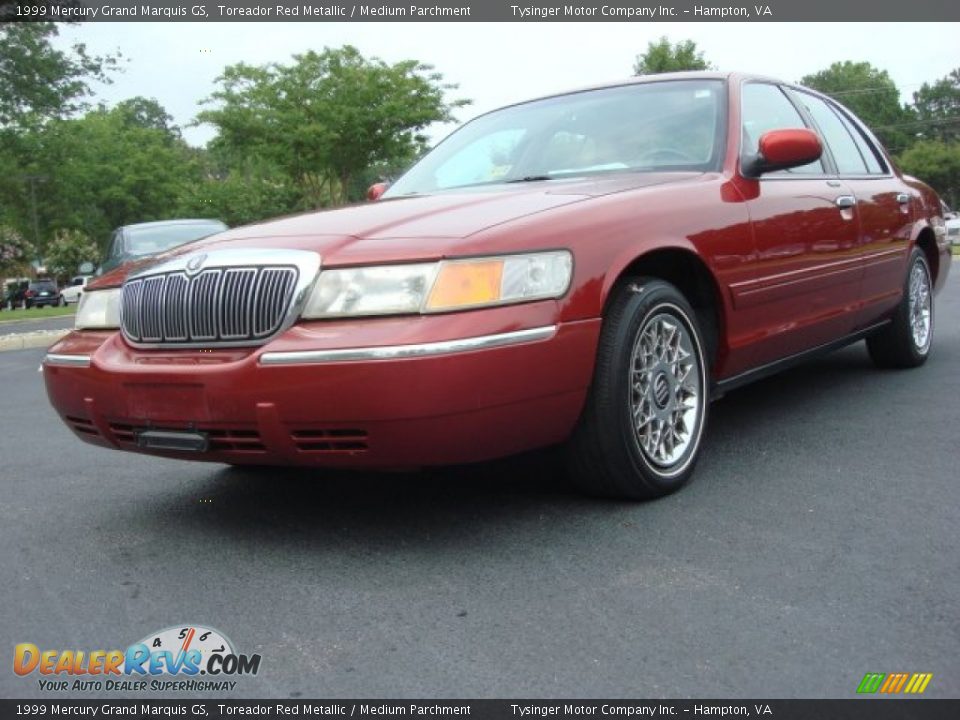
<box><xmin>23</xmin><ymin>279</ymin><xmax>62</xmax><ymax>308</ymax></box>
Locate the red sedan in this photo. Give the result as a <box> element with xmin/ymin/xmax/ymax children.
<box><xmin>44</xmin><ymin>72</ymin><xmax>951</xmax><ymax>499</ymax></box>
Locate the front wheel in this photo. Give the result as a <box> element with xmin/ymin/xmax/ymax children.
<box><xmin>567</xmin><ymin>278</ymin><xmax>710</xmax><ymax>500</ymax></box>
<box><xmin>867</xmin><ymin>248</ymin><xmax>934</xmax><ymax>369</ymax></box>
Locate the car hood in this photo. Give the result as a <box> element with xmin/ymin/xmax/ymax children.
<box><xmin>91</xmin><ymin>172</ymin><xmax>701</xmax><ymax>289</ymax></box>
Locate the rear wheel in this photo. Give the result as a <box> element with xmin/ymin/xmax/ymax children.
<box><xmin>867</xmin><ymin>248</ymin><xmax>933</xmax><ymax>369</ymax></box>
<box><xmin>567</xmin><ymin>278</ymin><xmax>709</xmax><ymax>500</ymax></box>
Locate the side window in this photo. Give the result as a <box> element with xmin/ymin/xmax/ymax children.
<box><xmin>831</xmin><ymin>105</ymin><xmax>886</xmax><ymax>174</ymax></box>
<box><xmin>794</xmin><ymin>91</ymin><xmax>868</xmax><ymax>174</ymax></box>
<box><xmin>741</xmin><ymin>83</ymin><xmax>824</xmax><ymax>175</ymax></box>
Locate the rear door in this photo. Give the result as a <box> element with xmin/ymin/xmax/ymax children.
<box><xmin>733</xmin><ymin>81</ymin><xmax>862</xmax><ymax>367</ymax></box>
<box><xmin>791</xmin><ymin>89</ymin><xmax>912</xmax><ymax>328</ymax></box>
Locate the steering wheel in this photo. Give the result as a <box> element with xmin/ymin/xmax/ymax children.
<box><xmin>637</xmin><ymin>147</ymin><xmax>695</xmax><ymax>164</ymax></box>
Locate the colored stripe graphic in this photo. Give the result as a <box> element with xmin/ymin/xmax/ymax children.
<box><xmin>857</xmin><ymin>673</ymin><xmax>885</xmax><ymax>694</ymax></box>
<box><xmin>904</xmin><ymin>673</ymin><xmax>933</xmax><ymax>694</ymax></box>
<box><xmin>857</xmin><ymin>672</ymin><xmax>932</xmax><ymax>694</ymax></box>
<box><xmin>880</xmin><ymin>673</ymin><xmax>909</xmax><ymax>693</ymax></box>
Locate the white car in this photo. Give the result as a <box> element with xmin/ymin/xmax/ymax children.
<box><xmin>60</xmin><ymin>275</ymin><xmax>94</xmax><ymax>305</ymax></box>
<box><xmin>941</xmin><ymin>201</ymin><xmax>960</xmax><ymax>247</ymax></box>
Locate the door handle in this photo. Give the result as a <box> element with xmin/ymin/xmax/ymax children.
<box><xmin>835</xmin><ymin>195</ymin><xmax>856</xmax><ymax>209</ymax></box>
<box><xmin>896</xmin><ymin>193</ymin><xmax>910</xmax><ymax>204</ymax></box>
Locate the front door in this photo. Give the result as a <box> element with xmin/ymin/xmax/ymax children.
<box><xmin>731</xmin><ymin>81</ymin><xmax>862</xmax><ymax>368</ymax></box>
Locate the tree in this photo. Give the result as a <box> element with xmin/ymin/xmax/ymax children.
<box><xmin>800</xmin><ymin>61</ymin><xmax>914</xmax><ymax>153</ymax></box>
<box><xmin>633</xmin><ymin>37</ymin><xmax>712</xmax><ymax>76</ymax></box>
<box><xmin>114</xmin><ymin>96</ymin><xmax>179</xmax><ymax>139</ymax></box>
<box><xmin>0</xmin><ymin>21</ymin><xmax>121</xmax><ymax>257</ymax></box>
<box><xmin>0</xmin><ymin>225</ymin><xmax>33</xmax><ymax>278</ymax></box>
<box><xmin>912</xmin><ymin>68</ymin><xmax>960</xmax><ymax>143</ymax></box>
<box><xmin>198</xmin><ymin>45</ymin><xmax>469</xmax><ymax>206</ymax></box>
<box><xmin>43</xmin><ymin>228</ymin><xmax>99</xmax><ymax>278</ymax></box>
<box><xmin>176</xmin><ymin>158</ymin><xmax>304</xmax><ymax>227</ymax></box>
<box><xmin>0</xmin><ymin>22</ymin><xmax>120</xmax><ymax>130</ymax></box>
<box><xmin>25</xmin><ymin>102</ymin><xmax>200</xmax><ymax>248</ymax></box>
<box><xmin>897</xmin><ymin>140</ymin><xmax>960</xmax><ymax>207</ymax></box>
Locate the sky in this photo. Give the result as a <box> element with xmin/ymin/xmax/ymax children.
<box><xmin>53</xmin><ymin>22</ymin><xmax>960</xmax><ymax>147</ymax></box>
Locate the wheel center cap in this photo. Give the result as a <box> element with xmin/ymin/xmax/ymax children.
<box><xmin>653</xmin><ymin>372</ymin><xmax>671</xmax><ymax>409</ymax></box>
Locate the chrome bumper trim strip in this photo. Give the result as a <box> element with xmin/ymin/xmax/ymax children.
<box><xmin>259</xmin><ymin>325</ymin><xmax>558</xmax><ymax>365</ymax></box>
<box><xmin>44</xmin><ymin>354</ymin><xmax>92</xmax><ymax>368</ymax></box>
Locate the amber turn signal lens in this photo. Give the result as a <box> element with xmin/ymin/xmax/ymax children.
<box><xmin>426</xmin><ymin>260</ymin><xmax>504</xmax><ymax>310</ymax></box>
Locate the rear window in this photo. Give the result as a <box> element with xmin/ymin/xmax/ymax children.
<box><xmin>31</xmin><ymin>281</ymin><xmax>57</xmax><ymax>290</ymax></box>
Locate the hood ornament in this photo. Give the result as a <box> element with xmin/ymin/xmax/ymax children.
<box><xmin>185</xmin><ymin>253</ymin><xmax>208</xmax><ymax>275</ymax></box>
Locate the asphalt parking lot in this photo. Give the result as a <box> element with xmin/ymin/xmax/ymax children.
<box><xmin>1</xmin><ymin>276</ymin><xmax>958</xmax><ymax>700</ymax></box>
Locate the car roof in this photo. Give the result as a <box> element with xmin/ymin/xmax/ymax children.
<box><xmin>470</xmin><ymin>71</ymin><xmax>821</xmax><ymax>118</ymax></box>
<box><xmin>118</xmin><ymin>219</ymin><xmax>226</xmax><ymax>232</ymax></box>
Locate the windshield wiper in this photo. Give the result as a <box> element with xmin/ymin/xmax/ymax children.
<box><xmin>504</xmin><ymin>175</ymin><xmax>554</xmax><ymax>183</ymax></box>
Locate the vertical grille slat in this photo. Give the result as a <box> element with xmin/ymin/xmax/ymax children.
<box><xmin>220</xmin><ymin>268</ymin><xmax>257</xmax><ymax>339</ymax></box>
<box><xmin>121</xmin><ymin>279</ymin><xmax>143</xmax><ymax>341</ymax></box>
<box><xmin>162</xmin><ymin>274</ymin><xmax>188</xmax><ymax>341</ymax></box>
<box><xmin>121</xmin><ymin>265</ymin><xmax>297</xmax><ymax>347</ymax></box>
<box><xmin>140</xmin><ymin>276</ymin><xmax>165</xmax><ymax>342</ymax></box>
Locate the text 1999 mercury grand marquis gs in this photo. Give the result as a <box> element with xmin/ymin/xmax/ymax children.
<box><xmin>43</xmin><ymin>72</ymin><xmax>951</xmax><ymax>499</ymax></box>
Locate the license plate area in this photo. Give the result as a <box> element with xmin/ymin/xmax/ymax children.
<box><xmin>136</xmin><ymin>429</ymin><xmax>209</xmax><ymax>453</ymax></box>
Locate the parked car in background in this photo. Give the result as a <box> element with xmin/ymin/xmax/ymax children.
<box><xmin>60</xmin><ymin>275</ymin><xmax>94</xmax><ymax>305</ymax></box>
<box><xmin>44</xmin><ymin>72</ymin><xmax>951</xmax><ymax>500</ymax></box>
<box><xmin>99</xmin><ymin>219</ymin><xmax>229</xmax><ymax>274</ymax></box>
<box><xmin>941</xmin><ymin>201</ymin><xmax>960</xmax><ymax>247</ymax></box>
<box><xmin>23</xmin><ymin>279</ymin><xmax>62</xmax><ymax>308</ymax></box>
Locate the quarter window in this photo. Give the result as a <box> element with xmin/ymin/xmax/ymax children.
<box><xmin>831</xmin><ymin>105</ymin><xmax>886</xmax><ymax>174</ymax></box>
<box><xmin>741</xmin><ymin>83</ymin><xmax>823</xmax><ymax>175</ymax></box>
<box><xmin>795</xmin><ymin>91</ymin><xmax>868</xmax><ymax>174</ymax></box>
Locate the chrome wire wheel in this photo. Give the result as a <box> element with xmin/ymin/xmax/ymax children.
<box><xmin>629</xmin><ymin>308</ymin><xmax>703</xmax><ymax>470</ymax></box>
<box><xmin>908</xmin><ymin>260</ymin><xmax>932</xmax><ymax>353</ymax></box>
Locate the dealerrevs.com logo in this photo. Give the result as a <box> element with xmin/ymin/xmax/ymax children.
<box><xmin>14</xmin><ymin>625</ymin><xmax>262</xmax><ymax>692</ymax></box>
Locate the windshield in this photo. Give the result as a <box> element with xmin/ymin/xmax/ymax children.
<box><xmin>120</xmin><ymin>222</ymin><xmax>227</xmax><ymax>259</ymax></box>
<box><xmin>385</xmin><ymin>80</ymin><xmax>725</xmax><ymax>197</ymax></box>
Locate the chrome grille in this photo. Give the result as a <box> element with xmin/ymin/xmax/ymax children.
<box><xmin>122</xmin><ymin>266</ymin><xmax>298</xmax><ymax>346</ymax></box>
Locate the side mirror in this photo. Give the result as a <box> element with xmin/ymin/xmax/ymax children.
<box><xmin>743</xmin><ymin>128</ymin><xmax>822</xmax><ymax>177</ymax></box>
<box><xmin>366</xmin><ymin>182</ymin><xmax>389</xmax><ymax>202</ymax></box>
<box><xmin>78</xmin><ymin>262</ymin><xmax>95</xmax><ymax>274</ymax></box>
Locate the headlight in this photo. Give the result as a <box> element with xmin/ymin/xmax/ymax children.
<box><xmin>75</xmin><ymin>288</ymin><xmax>121</xmax><ymax>329</ymax></box>
<box><xmin>301</xmin><ymin>251</ymin><xmax>572</xmax><ymax>319</ymax></box>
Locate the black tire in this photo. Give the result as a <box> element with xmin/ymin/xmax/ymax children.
<box><xmin>866</xmin><ymin>248</ymin><xmax>934</xmax><ymax>369</ymax></box>
<box><xmin>567</xmin><ymin>277</ymin><xmax>710</xmax><ymax>500</ymax></box>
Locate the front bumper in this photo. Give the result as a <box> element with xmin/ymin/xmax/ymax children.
<box><xmin>43</xmin><ymin>303</ymin><xmax>600</xmax><ymax>468</ymax></box>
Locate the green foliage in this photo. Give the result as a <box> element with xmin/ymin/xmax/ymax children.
<box><xmin>29</xmin><ymin>102</ymin><xmax>201</xmax><ymax>248</ymax></box>
<box><xmin>113</xmin><ymin>96</ymin><xmax>180</xmax><ymax>138</ymax></box>
<box><xmin>897</xmin><ymin>140</ymin><xmax>960</xmax><ymax>207</ymax></box>
<box><xmin>633</xmin><ymin>37</ymin><xmax>712</xmax><ymax>76</ymax></box>
<box><xmin>176</xmin><ymin>159</ymin><xmax>305</xmax><ymax>227</ymax></box>
<box><xmin>800</xmin><ymin>61</ymin><xmax>914</xmax><ymax>154</ymax></box>
<box><xmin>44</xmin><ymin>228</ymin><xmax>99</xmax><ymax>278</ymax></box>
<box><xmin>912</xmin><ymin>68</ymin><xmax>960</xmax><ymax>143</ymax></box>
<box><xmin>198</xmin><ymin>45</ymin><xmax>469</xmax><ymax>206</ymax></box>
<box><xmin>0</xmin><ymin>225</ymin><xmax>34</xmax><ymax>277</ymax></box>
<box><xmin>0</xmin><ymin>22</ymin><xmax>120</xmax><ymax>131</ymax></box>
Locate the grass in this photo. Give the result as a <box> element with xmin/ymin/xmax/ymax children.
<box><xmin>0</xmin><ymin>304</ymin><xmax>76</xmax><ymax>323</ymax></box>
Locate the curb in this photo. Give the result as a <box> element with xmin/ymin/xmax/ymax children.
<box><xmin>0</xmin><ymin>329</ymin><xmax>71</xmax><ymax>353</ymax></box>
